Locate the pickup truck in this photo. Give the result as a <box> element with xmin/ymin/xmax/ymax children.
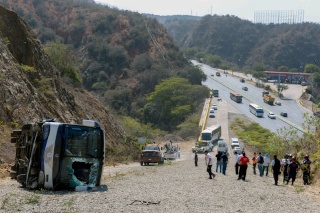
<box><xmin>140</xmin><ymin>144</ymin><xmax>164</xmax><ymax>166</ymax></box>
<box><xmin>163</xmin><ymin>141</ymin><xmax>180</xmax><ymax>160</ymax></box>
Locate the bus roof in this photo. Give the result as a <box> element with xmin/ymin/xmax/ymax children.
<box><xmin>230</xmin><ymin>91</ymin><xmax>241</xmax><ymax>96</ymax></box>
<box><xmin>249</xmin><ymin>103</ymin><xmax>262</xmax><ymax>109</ymax></box>
<box><xmin>202</xmin><ymin>125</ymin><xmax>221</xmax><ymax>133</ymax></box>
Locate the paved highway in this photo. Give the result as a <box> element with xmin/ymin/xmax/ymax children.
<box><xmin>194</xmin><ymin>61</ymin><xmax>311</xmax><ymax>133</ymax></box>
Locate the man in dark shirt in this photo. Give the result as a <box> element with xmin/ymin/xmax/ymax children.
<box><xmin>194</xmin><ymin>151</ymin><xmax>198</xmax><ymax>167</ymax></box>
<box><xmin>287</xmin><ymin>157</ymin><xmax>299</xmax><ymax>185</ymax></box>
<box><xmin>215</xmin><ymin>152</ymin><xmax>222</xmax><ymax>173</ymax></box>
<box><xmin>221</xmin><ymin>152</ymin><xmax>228</xmax><ymax>175</ymax></box>
<box><xmin>301</xmin><ymin>154</ymin><xmax>312</xmax><ymax>185</ymax></box>
<box><xmin>271</xmin><ymin>155</ymin><xmax>281</xmax><ymax>185</ymax></box>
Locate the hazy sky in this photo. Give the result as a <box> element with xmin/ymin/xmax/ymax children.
<box><xmin>95</xmin><ymin>0</ymin><xmax>320</xmax><ymax>22</ymax></box>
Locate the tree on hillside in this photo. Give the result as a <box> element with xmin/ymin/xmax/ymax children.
<box><xmin>143</xmin><ymin>77</ymin><xmax>209</xmax><ymax>130</ymax></box>
<box><xmin>289</xmin><ymin>68</ymin><xmax>298</xmax><ymax>72</ymax></box>
<box><xmin>44</xmin><ymin>42</ymin><xmax>82</xmax><ymax>84</ymax></box>
<box><xmin>195</xmin><ymin>52</ymin><xmax>206</xmax><ymax>62</ymax></box>
<box><xmin>252</xmin><ymin>62</ymin><xmax>267</xmax><ymax>72</ymax></box>
<box><xmin>252</xmin><ymin>70</ymin><xmax>266</xmax><ymax>80</ymax></box>
<box><xmin>304</xmin><ymin>64</ymin><xmax>320</xmax><ymax>73</ymax></box>
<box><xmin>278</xmin><ymin>66</ymin><xmax>288</xmax><ymax>71</ymax></box>
<box><xmin>205</xmin><ymin>54</ymin><xmax>222</xmax><ymax>68</ymax></box>
<box><xmin>179</xmin><ymin>66</ymin><xmax>207</xmax><ymax>85</ymax></box>
<box><xmin>183</xmin><ymin>48</ymin><xmax>198</xmax><ymax>59</ymax></box>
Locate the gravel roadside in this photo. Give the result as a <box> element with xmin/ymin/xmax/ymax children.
<box><xmin>1</xmin><ymin>154</ymin><xmax>319</xmax><ymax>213</ymax></box>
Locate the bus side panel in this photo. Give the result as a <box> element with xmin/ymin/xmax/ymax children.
<box><xmin>52</xmin><ymin>125</ymin><xmax>63</xmax><ymax>188</ymax></box>
<box><xmin>96</xmin><ymin>130</ymin><xmax>105</xmax><ymax>186</ymax></box>
<box><xmin>43</xmin><ymin>123</ymin><xmax>60</xmax><ymax>189</ymax></box>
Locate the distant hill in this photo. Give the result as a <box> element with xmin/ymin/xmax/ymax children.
<box><xmin>160</xmin><ymin>14</ymin><xmax>320</xmax><ymax>70</ymax></box>
<box><xmin>145</xmin><ymin>14</ymin><xmax>201</xmax><ymax>47</ymax></box>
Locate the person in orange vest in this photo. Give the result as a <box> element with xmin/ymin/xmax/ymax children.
<box><xmin>252</xmin><ymin>152</ymin><xmax>257</xmax><ymax>175</ymax></box>
<box><xmin>238</xmin><ymin>152</ymin><xmax>250</xmax><ymax>181</ymax></box>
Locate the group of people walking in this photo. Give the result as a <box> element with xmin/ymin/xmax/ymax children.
<box><xmin>197</xmin><ymin>150</ymin><xmax>312</xmax><ymax>186</ymax></box>
<box><xmin>236</xmin><ymin>151</ymin><xmax>312</xmax><ymax>185</ymax></box>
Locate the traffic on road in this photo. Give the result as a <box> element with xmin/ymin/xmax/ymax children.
<box><xmin>193</xmin><ymin>61</ymin><xmax>311</xmax><ymax>133</ymax></box>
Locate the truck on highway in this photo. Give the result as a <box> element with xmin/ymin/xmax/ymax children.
<box><xmin>263</xmin><ymin>94</ymin><xmax>275</xmax><ymax>105</ymax></box>
<box><xmin>213</xmin><ymin>89</ymin><xmax>219</xmax><ymax>97</ymax></box>
<box><xmin>10</xmin><ymin>119</ymin><xmax>105</xmax><ymax>190</ymax></box>
<box><xmin>216</xmin><ymin>72</ymin><xmax>221</xmax><ymax>77</ymax></box>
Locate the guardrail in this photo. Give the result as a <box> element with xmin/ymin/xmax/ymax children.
<box><xmin>198</xmin><ymin>97</ymin><xmax>212</xmax><ymax>142</ymax></box>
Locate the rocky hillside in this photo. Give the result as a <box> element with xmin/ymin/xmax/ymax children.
<box><xmin>0</xmin><ymin>5</ymin><xmax>130</xmax><ymax>164</ymax></box>
<box><xmin>0</xmin><ymin>0</ymin><xmax>190</xmax><ymax>117</ymax></box>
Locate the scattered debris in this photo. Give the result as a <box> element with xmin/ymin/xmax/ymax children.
<box><xmin>129</xmin><ymin>200</ymin><xmax>161</xmax><ymax>205</ymax></box>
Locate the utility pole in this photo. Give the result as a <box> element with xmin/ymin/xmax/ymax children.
<box><xmin>211</xmin><ymin>6</ymin><xmax>212</xmax><ymax>16</ymax></box>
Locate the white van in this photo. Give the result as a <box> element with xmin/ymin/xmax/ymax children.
<box><xmin>217</xmin><ymin>140</ymin><xmax>228</xmax><ymax>153</ymax></box>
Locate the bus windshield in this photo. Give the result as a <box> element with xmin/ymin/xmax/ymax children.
<box><xmin>201</xmin><ymin>133</ymin><xmax>212</xmax><ymax>140</ymax></box>
<box><xmin>64</xmin><ymin>125</ymin><xmax>104</xmax><ymax>158</ymax></box>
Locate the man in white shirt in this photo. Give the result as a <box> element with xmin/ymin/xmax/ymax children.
<box><xmin>263</xmin><ymin>153</ymin><xmax>271</xmax><ymax>176</ymax></box>
<box><xmin>204</xmin><ymin>151</ymin><xmax>215</xmax><ymax>179</ymax></box>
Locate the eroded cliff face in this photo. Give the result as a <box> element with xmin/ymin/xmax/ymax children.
<box><xmin>0</xmin><ymin>6</ymin><xmax>126</xmax><ymax>163</ymax></box>
<box><xmin>0</xmin><ymin>6</ymin><xmax>76</xmax><ymax>123</ymax></box>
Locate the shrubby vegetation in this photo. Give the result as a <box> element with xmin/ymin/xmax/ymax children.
<box><xmin>44</xmin><ymin>42</ymin><xmax>82</xmax><ymax>85</ymax></box>
<box><xmin>143</xmin><ymin>77</ymin><xmax>209</xmax><ymax>131</ymax></box>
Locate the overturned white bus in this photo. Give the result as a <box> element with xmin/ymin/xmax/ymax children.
<box><xmin>10</xmin><ymin>119</ymin><xmax>105</xmax><ymax>190</ymax></box>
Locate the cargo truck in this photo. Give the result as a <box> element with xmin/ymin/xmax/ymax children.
<box><xmin>263</xmin><ymin>94</ymin><xmax>275</xmax><ymax>105</ymax></box>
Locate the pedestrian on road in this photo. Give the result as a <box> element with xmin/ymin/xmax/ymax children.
<box><xmin>221</xmin><ymin>152</ymin><xmax>228</xmax><ymax>175</ymax></box>
<box><xmin>287</xmin><ymin>157</ymin><xmax>299</xmax><ymax>185</ymax></box>
<box><xmin>204</xmin><ymin>151</ymin><xmax>215</xmax><ymax>179</ymax></box>
<box><xmin>263</xmin><ymin>153</ymin><xmax>270</xmax><ymax>176</ymax></box>
<box><xmin>215</xmin><ymin>152</ymin><xmax>222</xmax><ymax>173</ymax></box>
<box><xmin>272</xmin><ymin>155</ymin><xmax>281</xmax><ymax>185</ymax></box>
<box><xmin>238</xmin><ymin>152</ymin><xmax>249</xmax><ymax>181</ymax></box>
<box><xmin>194</xmin><ymin>151</ymin><xmax>198</xmax><ymax>167</ymax></box>
<box><xmin>252</xmin><ymin>152</ymin><xmax>257</xmax><ymax>175</ymax></box>
<box><xmin>301</xmin><ymin>154</ymin><xmax>312</xmax><ymax>185</ymax></box>
<box><xmin>234</xmin><ymin>152</ymin><xmax>239</xmax><ymax>175</ymax></box>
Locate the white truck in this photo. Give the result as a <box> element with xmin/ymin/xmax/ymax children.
<box><xmin>192</xmin><ymin>141</ymin><xmax>213</xmax><ymax>153</ymax></box>
<box><xmin>163</xmin><ymin>141</ymin><xmax>180</xmax><ymax>160</ymax></box>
